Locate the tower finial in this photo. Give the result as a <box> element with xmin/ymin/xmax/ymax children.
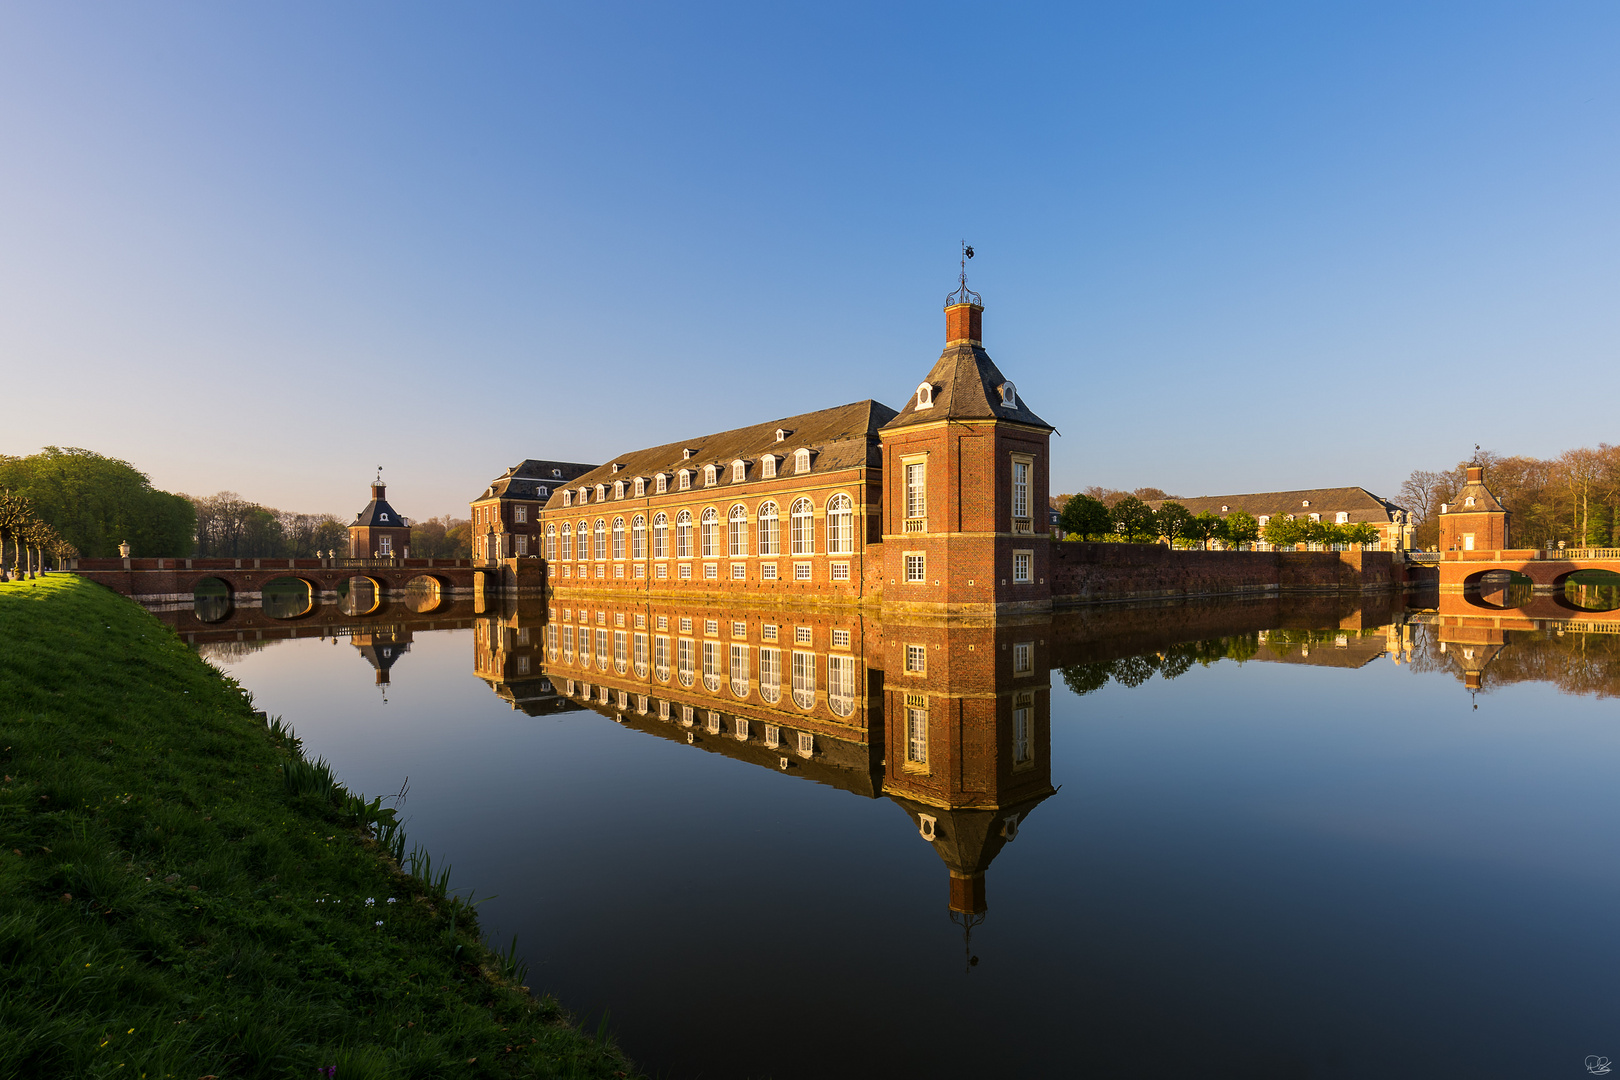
<box><xmin>946</xmin><ymin>241</ymin><xmax>981</xmax><ymax>307</ymax></box>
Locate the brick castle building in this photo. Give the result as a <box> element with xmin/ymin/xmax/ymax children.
<box><xmin>494</xmin><ymin>277</ymin><xmax>1055</xmax><ymax>615</ymax></box>
<box><xmin>1149</xmin><ymin>487</ymin><xmax>1413</xmax><ymax>549</ymax></box>
<box><xmin>348</xmin><ymin>478</ymin><xmax>412</xmax><ymax>559</ymax></box>
<box><xmin>1438</xmin><ymin>466</ymin><xmax>1509</xmax><ymax>551</ymax></box>
<box><xmin>470</xmin><ymin>459</ymin><xmax>597</xmax><ymax>563</ymax></box>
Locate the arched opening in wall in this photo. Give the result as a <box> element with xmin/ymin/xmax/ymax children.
<box><xmin>1466</xmin><ymin>569</ymin><xmax>1533</xmax><ymax>610</ymax></box>
<box><xmin>337</xmin><ymin>576</ymin><xmax>383</xmax><ymax>617</ymax></box>
<box><xmin>193</xmin><ymin>577</ymin><xmax>232</xmax><ymax>623</ymax></box>
<box><xmin>403</xmin><ymin>574</ymin><xmax>443</xmax><ymax>614</ymax></box>
<box><xmin>261</xmin><ymin>577</ymin><xmax>315</xmax><ymax>619</ymax></box>
<box><xmin>1560</xmin><ymin>569</ymin><xmax>1620</xmax><ymax>612</ymax></box>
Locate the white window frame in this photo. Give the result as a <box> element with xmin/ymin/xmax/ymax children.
<box><xmin>676</xmin><ymin>510</ymin><xmax>693</xmax><ymax>558</ymax></box>
<box><xmin>904</xmin><ymin>552</ymin><xmax>925</xmax><ymax>583</ymax></box>
<box><xmin>826</xmin><ymin>493</ymin><xmax>854</xmax><ymax>555</ymax></box>
<box><xmin>728</xmin><ymin>504</ymin><xmax>749</xmax><ymax>557</ymax></box>
<box><xmin>700</xmin><ymin>507</ymin><xmax>719</xmax><ymax>557</ymax></box>
<box><xmin>758</xmin><ymin>501</ymin><xmax>780</xmax><ymax>555</ymax></box>
<box><xmin>790</xmin><ymin>498</ymin><xmax>814</xmax><ymax>555</ymax></box>
<box><xmin>759</xmin><ymin>647</ymin><xmax>781</xmax><ymax>703</ymax></box>
<box><xmin>791</xmin><ymin>651</ymin><xmax>816</xmax><ymax>709</ymax></box>
<box><xmin>730</xmin><ymin>643</ymin><xmax>750</xmax><ymax>698</ymax></box>
<box><xmin>1013</xmin><ymin>550</ymin><xmax>1032</xmax><ymax>583</ymax></box>
<box><xmin>794</xmin><ymin>448</ymin><xmax>811</xmax><ymax>475</ymax></box>
<box><xmin>827</xmin><ymin>654</ymin><xmax>855</xmax><ymax>717</ymax></box>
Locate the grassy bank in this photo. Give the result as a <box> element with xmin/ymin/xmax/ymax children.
<box><xmin>0</xmin><ymin>575</ymin><xmax>638</xmax><ymax>1080</ymax></box>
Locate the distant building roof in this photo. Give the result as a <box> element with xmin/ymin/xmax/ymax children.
<box><xmin>1148</xmin><ymin>487</ymin><xmax>1403</xmax><ymax>524</ymax></box>
<box><xmin>1442</xmin><ymin>468</ymin><xmax>1505</xmax><ymax>515</ymax></box>
<box><xmin>351</xmin><ymin>484</ymin><xmax>409</xmax><ymax>528</ymax></box>
<box><xmin>542</xmin><ymin>399</ymin><xmax>899</xmax><ymax>510</ymax></box>
<box><xmin>474</xmin><ymin>460</ymin><xmax>597</xmax><ymax>502</ymax></box>
<box><xmin>882</xmin><ymin>342</ymin><xmax>1052</xmax><ymax>432</ymax></box>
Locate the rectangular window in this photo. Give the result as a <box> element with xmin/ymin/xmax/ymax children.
<box><xmin>761</xmin><ymin>563</ymin><xmax>778</xmax><ymax>580</ymax></box>
<box><xmin>797</xmin><ymin>731</ymin><xmax>814</xmax><ymax>757</ymax></box>
<box><xmin>656</xmin><ymin>616</ymin><xmax>668</xmax><ymax>630</ymax></box>
<box><xmin>633</xmin><ymin>632</ymin><xmax>648</xmax><ymax>676</ymax></box>
<box><xmin>764</xmin><ymin>723</ymin><xmax>780</xmax><ymax>748</ymax></box>
<box><xmin>677</xmin><ymin>638</ymin><xmax>695</xmax><ymax>685</ymax></box>
<box><xmin>546</xmin><ymin>624</ymin><xmax>558</xmax><ymax>660</ymax></box>
<box><xmin>730</xmin><ymin>643</ymin><xmax>749</xmax><ymax>697</ymax></box>
<box><xmin>734</xmin><ymin>717</ymin><xmax>749</xmax><ymax>741</ymax></box>
<box><xmin>702</xmin><ymin>640</ymin><xmax>721</xmax><ymax>691</ymax></box>
<box><xmin>905</xmin><ymin>460</ymin><xmax>926</xmax><ymax>519</ymax></box>
<box><xmin>655</xmin><ymin>563</ymin><xmax>668</xmax><ymax>579</ymax></box>
<box><xmin>1013</xmin><ymin>692</ymin><xmax>1033</xmax><ymax>765</ymax></box>
<box><xmin>636</xmin><ymin>693</ymin><xmax>648</xmax><ymax>714</ymax></box>
<box><xmin>794</xmin><ymin>626</ymin><xmax>812</xmax><ymax>645</ymax></box>
<box><xmin>515</xmin><ymin>535</ymin><xmax>528</xmax><ymax>555</ymax></box>
<box><xmin>634</xmin><ymin>564</ymin><xmax>645</xmax><ymax>578</ymax></box>
<box><xmin>515</xmin><ymin>505</ymin><xmax>527</xmax><ymax>523</ymax></box>
<box><xmin>791</xmin><ymin>651</ymin><xmax>816</xmax><ymax>708</ymax></box>
<box><xmin>617</xmin><ymin>690</ymin><xmax>627</xmax><ymax>709</ymax></box>
<box><xmin>614</xmin><ymin>564</ymin><xmax>624</xmax><ymax>578</ymax></box>
<box><xmin>1013</xmin><ymin>551</ymin><xmax>1031</xmax><ymax>583</ymax></box>
<box><xmin>763</xmin><ymin>456</ymin><xmax>777</xmax><ymax>479</ymax></box>
<box><xmin>679</xmin><ymin>617</ymin><xmax>692</xmax><ymax>633</ymax></box>
<box><xmin>656</xmin><ymin>474</ymin><xmax>667</xmax><ymax>494</ymax></box>
<box><xmin>659</xmin><ymin>699</ymin><xmax>671</xmax><ymax>720</ymax></box>
<box><xmin>562</xmin><ymin>625</ymin><xmax>575</xmax><ymax>662</ymax></box>
<box><xmin>1013</xmin><ymin>641</ymin><xmax>1032</xmax><ymax>675</ymax></box>
<box><xmin>905</xmin><ymin>644</ymin><xmax>926</xmax><ymax>673</ymax></box>
<box><xmin>905</xmin><ymin>693</ymin><xmax>928</xmax><ymax>765</ymax></box>
<box><xmin>1012</xmin><ymin>459</ymin><xmax>1030</xmax><ymax>521</ymax></box>
<box><xmin>706</xmin><ymin>710</ymin><xmax>722</xmax><ymax>734</ymax></box>
<box><xmin>595</xmin><ymin>628</ymin><xmax>609</xmax><ymax>669</ymax></box>
<box><xmin>705</xmin><ymin>620</ymin><xmax>719</xmax><ymax>636</ymax></box>
<box><xmin>615</xmin><ymin>612</ymin><xmax>625</xmax><ymax>628</ymax></box>
<box><xmin>830</xmin><ymin>562</ymin><xmax>849</xmax><ymax>581</ymax></box>
<box><xmin>679</xmin><ymin>563</ymin><xmax>692</xmax><ymax>579</ymax></box>
<box><xmin>379</xmin><ymin>536</ymin><xmax>392</xmax><ymax>555</ymax></box>
<box><xmin>596</xmin><ymin>564</ymin><xmax>605</xmax><ymax>578</ymax></box>
<box><xmin>704</xmin><ymin>563</ymin><xmax>718</xmax><ymax>580</ymax></box>
<box><xmin>759</xmin><ymin>647</ymin><xmax>781</xmax><ymax>703</ymax></box>
<box><xmin>905</xmin><ymin>553</ymin><xmax>925</xmax><ymax>582</ymax></box>
<box><xmin>762</xmin><ymin>624</ymin><xmax>778</xmax><ymax>641</ymax></box>
<box><xmin>794</xmin><ymin>562</ymin><xmax>811</xmax><ymax>581</ymax></box>
<box><xmin>654</xmin><ymin>635</ymin><xmax>670</xmax><ymax>681</ymax></box>
<box><xmin>732</xmin><ymin>621</ymin><xmax>746</xmax><ymax>637</ymax></box>
<box><xmin>681</xmin><ymin>704</ymin><xmax>694</xmax><ymax>726</ymax></box>
<box><xmin>832</xmin><ymin>628</ymin><xmax>850</xmax><ymax>648</ymax></box>
<box><xmin>614</xmin><ymin>632</ymin><xmax>628</xmax><ymax>673</ymax></box>
<box><xmin>731</xmin><ymin>563</ymin><xmax>746</xmax><ymax>579</ymax></box>
<box><xmin>827</xmin><ymin>654</ymin><xmax>855</xmax><ymax>717</ymax></box>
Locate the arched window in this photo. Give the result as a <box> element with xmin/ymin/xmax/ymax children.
<box><xmin>916</xmin><ymin>382</ymin><xmax>933</xmax><ymax>409</ymax></box>
<box><xmin>678</xmin><ymin>470</ymin><xmax>691</xmax><ymax>491</ymax></box>
<box><xmin>546</xmin><ymin>524</ymin><xmax>557</xmax><ymax>561</ymax></box>
<box><xmin>593</xmin><ymin>518</ymin><xmax>607</xmax><ymax>560</ymax></box>
<box><xmin>757</xmin><ymin>501</ymin><xmax>780</xmax><ymax>555</ymax></box>
<box><xmin>631</xmin><ymin>515</ymin><xmax>646</xmax><ymax>560</ymax></box>
<box><xmin>560</xmin><ymin>523</ymin><xmax>573</xmax><ymax>561</ymax></box>
<box><xmin>633</xmin><ymin>477</ymin><xmax>645</xmax><ymax>497</ymax></box>
<box><xmin>826</xmin><ymin>494</ymin><xmax>854</xmax><ymax>555</ymax></box>
<box><xmin>729</xmin><ymin>505</ymin><xmax>749</xmax><ymax>557</ymax></box>
<box><xmin>653</xmin><ymin>512</ymin><xmax>669</xmax><ymax>558</ymax></box>
<box><xmin>732</xmin><ymin>460</ymin><xmax>747</xmax><ymax>483</ymax></box>
<box><xmin>595</xmin><ymin>484</ymin><xmax>605</xmax><ymax>502</ymax></box>
<box><xmin>655</xmin><ymin>473</ymin><xmax>668</xmax><ymax>494</ymax></box>
<box><xmin>577</xmin><ymin>520</ymin><xmax>589</xmax><ymax>559</ymax></box>
<box><xmin>704</xmin><ymin>464</ymin><xmax>717</xmax><ymax>487</ymax></box>
<box><xmin>700</xmin><ymin>507</ymin><xmax>719</xmax><ymax>557</ymax></box>
<box><xmin>611</xmin><ymin>517</ymin><xmax>626</xmax><ymax>559</ymax></box>
<box><xmin>794</xmin><ymin>448</ymin><xmax>811</xmax><ymax>474</ymax></box>
<box><xmin>676</xmin><ymin>510</ymin><xmax>692</xmax><ymax>558</ymax></box>
<box><xmin>613</xmin><ymin>480</ymin><xmax>624</xmax><ymax>500</ymax></box>
<box><xmin>790</xmin><ymin>498</ymin><xmax>814</xmax><ymax>555</ymax></box>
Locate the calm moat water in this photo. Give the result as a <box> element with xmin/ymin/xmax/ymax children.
<box><xmin>180</xmin><ymin>590</ymin><xmax>1620</xmax><ymax>1079</ymax></box>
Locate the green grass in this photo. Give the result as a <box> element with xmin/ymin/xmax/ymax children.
<box><xmin>0</xmin><ymin>575</ymin><xmax>640</xmax><ymax>1080</ymax></box>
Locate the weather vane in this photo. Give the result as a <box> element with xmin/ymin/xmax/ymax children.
<box><xmin>376</xmin><ymin>465</ymin><xmax>383</xmax><ymax>483</ymax></box>
<box><xmin>947</xmin><ymin>240</ymin><xmax>981</xmax><ymax>307</ymax></box>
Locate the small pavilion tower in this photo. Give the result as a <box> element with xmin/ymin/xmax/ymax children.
<box><xmin>348</xmin><ymin>473</ymin><xmax>412</xmax><ymax>558</ymax></box>
<box><xmin>1439</xmin><ymin>466</ymin><xmax>1510</xmax><ymax>552</ymax></box>
<box><xmin>879</xmin><ymin>258</ymin><xmax>1055</xmax><ymax>614</ymax></box>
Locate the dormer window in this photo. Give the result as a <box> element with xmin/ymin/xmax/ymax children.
<box><xmin>1302</xmin><ymin>499</ymin><xmax>1311</xmax><ymax>508</ymax></box>
<box><xmin>1220</xmin><ymin>505</ymin><xmax>1229</xmax><ymax>513</ymax></box>
<box><xmin>761</xmin><ymin>455</ymin><xmax>777</xmax><ymax>480</ymax></box>
<box><xmin>1309</xmin><ymin>513</ymin><xmax>1320</xmax><ymax>522</ymax></box>
<box><xmin>595</xmin><ymin>484</ymin><xmax>606</xmax><ymax>502</ymax></box>
<box><xmin>537</xmin><ymin>486</ymin><xmax>548</xmax><ymax>497</ymax></box>
<box><xmin>1465</xmin><ymin>496</ymin><xmax>1475</xmax><ymax>507</ymax></box>
<box><xmin>775</xmin><ymin>428</ymin><xmax>791</xmax><ymax>443</ymax></box>
<box><xmin>380</xmin><ymin>513</ymin><xmax>389</xmax><ymax>522</ymax></box>
<box><xmin>1336</xmin><ymin>512</ymin><xmax>1348</xmax><ymax>524</ymax></box>
<box><xmin>794</xmin><ymin>448</ymin><xmax>812</xmax><ymax>475</ymax></box>
<box><xmin>678</xmin><ymin>469</ymin><xmax>692</xmax><ymax>491</ymax></box>
<box><xmin>682</xmin><ymin>448</ymin><xmax>698</xmax><ymax>460</ymax></box>
<box><xmin>563</xmin><ymin>491</ymin><xmax>573</xmax><ymax>508</ymax></box>
<box><xmin>703</xmin><ymin>465</ymin><xmax>717</xmax><ymax>487</ymax></box>
<box><xmin>551</xmin><ymin>468</ymin><xmax>562</xmax><ymax>478</ymax></box>
<box><xmin>613</xmin><ymin>480</ymin><xmax>624</xmax><ymax>499</ymax></box>
<box><xmin>1259</xmin><ymin>515</ymin><xmax>1270</xmax><ymax>526</ymax></box>
<box><xmin>915</xmin><ymin>382</ymin><xmax>934</xmax><ymax>409</ymax></box>
<box><xmin>732</xmin><ymin>459</ymin><xmax>747</xmax><ymax>483</ymax></box>
<box><xmin>998</xmin><ymin>381</ymin><xmax>1017</xmax><ymax>408</ymax></box>
<box><xmin>633</xmin><ymin>477</ymin><xmax>646</xmax><ymax>497</ymax></box>
<box><xmin>578</xmin><ymin>486</ymin><xmax>589</xmax><ymax>503</ymax></box>
<box><xmin>655</xmin><ymin>473</ymin><xmax>668</xmax><ymax>494</ymax></box>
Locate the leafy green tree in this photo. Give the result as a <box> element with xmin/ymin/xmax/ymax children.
<box><xmin>1153</xmin><ymin>501</ymin><xmax>1195</xmax><ymax>547</ymax></box>
<box><xmin>1224</xmin><ymin>509</ymin><xmax>1260</xmax><ymax>548</ymax></box>
<box><xmin>1110</xmin><ymin>495</ymin><xmax>1156</xmax><ymax>542</ymax></box>
<box><xmin>1345</xmin><ymin>522</ymin><xmax>1381</xmax><ymax>546</ymax></box>
<box><xmin>1060</xmin><ymin>494</ymin><xmax>1111</xmax><ymax>540</ymax></box>
<box><xmin>1262</xmin><ymin>513</ymin><xmax>1305</xmax><ymax>547</ymax></box>
<box><xmin>1188</xmin><ymin>511</ymin><xmax>1227</xmax><ymax>549</ymax></box>
<box><xmin>0</xmin><ymin>448</ymin><xmax>195</xmax><ymax>557</ymax></box>
<box><xmin>411</xmin><ymin>516</ymin><xmax>472</xmax><ymax>559</ymax></box>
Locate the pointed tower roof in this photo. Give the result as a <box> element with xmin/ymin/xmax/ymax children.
<box><xmin>352</xmin><ymin>481</ymin><xmax>408</xmax><ymax>528</ymax></box>
<box><xmin>1446</xmin><ymin>466</ymin><xmax>1505</xmax><ymax>514</ymax></box>
<box><xmin>882</xmin><ymin>280</ymin><xmax>1052</xmax><ymax>432</ymax></box>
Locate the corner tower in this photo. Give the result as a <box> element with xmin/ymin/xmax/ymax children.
<box><xmin>878</xmin><ymin>271</ymin><xmax>1054</xmax><ymax>615</ymax></box>
<box><xmin>1439</xmin><ymin>466</ymin><xmax>1510</xmax><ymax>552</ymax></box>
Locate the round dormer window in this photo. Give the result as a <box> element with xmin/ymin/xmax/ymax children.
<box><xmin>1302</xmin><ymin>499</ymin><xmax>1311</xmax><ymax>507</ymax></box>
<box><xmin>998</xmin><ymin>381</ymin><xmax>1017</xmax><ymax>407</ymax></box>
<box><xmin>916</xmin><ymin>382</ymin><xmax>934</xmax><ymax>409</ymax></box>
<box><xmin>1465</xmin><ymin>496</ymin><xmax>1475</xmax><ymax>507</ymax></box>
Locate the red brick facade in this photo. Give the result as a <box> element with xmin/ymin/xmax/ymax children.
<box><xmin>1439</xmin><ymin>467</ymin><xmax>1511</xmax><ymax>552</ymax></box>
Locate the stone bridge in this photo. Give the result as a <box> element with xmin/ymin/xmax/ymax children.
<box><xmin>1424</xmin><ymin>548</ymin><xmax>1620</xmax><ymax>622</ymax></box>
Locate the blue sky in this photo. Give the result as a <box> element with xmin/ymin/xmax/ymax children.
<box><xmin>1</xmin><ymin>3</ymin><xmax>1616</xmax><ymax>518</ymax></box>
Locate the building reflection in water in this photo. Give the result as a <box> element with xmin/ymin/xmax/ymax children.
<box><xmin>469</xmin><ymin>597</ymin><xmax>1056</xmax><ymax>948</ymax></box>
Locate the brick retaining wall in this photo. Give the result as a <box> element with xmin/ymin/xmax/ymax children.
<box><xmin>1049</xmin><ymin>543</ymin><xmax>1403</xmax><ymax>606</ymax></box>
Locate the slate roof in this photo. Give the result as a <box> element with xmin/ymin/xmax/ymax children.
<box><xmin>541</xmin><ymin>399</ymin><xmax>899</xmax><ymax>511</ymax></box>
<box><xmin>1442</xmin><ymin>472</ymin><xmax>1505</xmax><ymax>514</ymax></box>
<box><xmin>882</xmin><ymin>342</ymin><xmax>1052</xmax><ymax>432</ymax></box>
<box><xmin>474</xmin><ymin>459</ymin><xmax>598</xmax><ymax>503</ymax></box>
<box><xmin>1147</xmin><ymin>487</ymin><xmax>1403</xmax><ymax>524</ymax></box>
<box><xmin>352</xmin><ymin>492</ymin><xmax>409</xmax><ymax>528</ymax></box>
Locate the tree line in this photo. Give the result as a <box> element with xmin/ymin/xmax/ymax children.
<box><xmin>191</xmin><ymin>496</ymin><xmax>471</xmax><ymax>559</ymax></box>
<box><xmin>1055</xmin><ymin>492</ymin><xmax>1380</xmax><ymax>548</ymax></box>
<box><xmin>1401</xmin><ymin>444</ymin><xmax>1620</xmax><ymax>550</ymax></box>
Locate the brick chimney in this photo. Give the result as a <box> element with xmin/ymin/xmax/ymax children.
<box><xmin>372</xmin><ymin>481</ymin><xmax>386</xmax><ymax>500</ymax></box>
<box><xmin>1466</xmin><ymin>466</ymin><xmax>1483</xmax><ymax>483</ymax></box>
<box><xmin>948</xmin><ymin>870</ymin><xmax>987</xmax><ymax>914</ymax></box>
<box><xmin>946</xmin><ymin>301</ymin><xmax>983</xmax><ymax>345</ymax></box>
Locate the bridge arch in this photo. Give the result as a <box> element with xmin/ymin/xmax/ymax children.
<box><xmin>262</xmin><ymin>576</ymin><xmax>318</xmax><ymax>619</ymax></box>
<box><xmin>403</xmin><ymin>573</ymin><xmax>448</xmax><ymax>614</ymax></box>
<box><xmin>337</xmin><ymin>575</ymin><xmax>386</xmax><ymax>617</ymax></box>
<box><xmin>1557</xmin><ymin>568</ymin><xmax>1620</xmax><ymax>612</ymax></box>
<box><xmin>1463</xmin><ymin>568</ymin><xmax>1534</xmax><ymax>610</ymax></box>
<box><xmin>193</xmin><ymin>577</ymin><xmax>233</xmax><ymax>623</ymax></box>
